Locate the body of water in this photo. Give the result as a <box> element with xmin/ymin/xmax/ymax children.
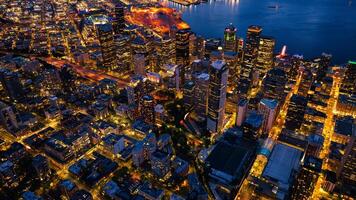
<box><xmin>167</xmin><ymin>0</ymin><xmax>356</xmax><ymax>64</ymax></box>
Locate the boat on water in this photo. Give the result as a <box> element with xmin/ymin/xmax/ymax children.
<box><xmin>268</xmin><ymin>4</ymin><xmax>281</xmax><ymax>9</ymax></box>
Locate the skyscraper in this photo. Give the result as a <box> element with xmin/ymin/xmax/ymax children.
<box><xmin>189</xmin><ymin>33</ymin><xmax>196</xmax><ymax>62</ymax></box>
<box><xmin>97</xmin><ymin>24</ymin><xmax>117</xmax><ymax>71</ymax></box>
<box><xmin>141</xmin><ymin>95</ymin><xmax>155</xmax><ymax>125</ymax></box>
<box><xmin>176</xmin><ymin>29</ymin><xmax>190</xmax><ymax>84</ymax></box>
<box><xmin>112</xmin><ymin>3</ymin><xmax>125</xmax><ymax>35</ymax></box>
<box><xmin>194</xmin><ymin>35</ymin><xmax>205</xmax><ymax>59</ymax></box>
<box><xmin>194</xmin><ymin>72</ymin><xmax>209</xmax><ymax>120</ymax></box>
<box><xmin>241</xmin><ymin>25</ymin><xmax>262</xmax><ymax>78</ymax></box>
<box><xmin>114</xmin><ymin>34</ymin><xmax>131</xmax><ymax>73</ymax></box>
<box><xmin>224</xmin><ymin>23</ymin><xmax>237</xmax><ymax>52</ymax></box>
<box><xmin>155</xmin><ymin>35</ymin><xmax>176</xmax><ymax>69</ymax></box>
<box><xmin>183</xmin><ymin>80</ymin><xmax>195</xmax><ymax>108</ymax></box>
<box><xmin>207</xmin><ymin>60</ymin><xmax>228</xmax><ymax>133</ymax></box>
<box><xmin>0</xmin><ymin>69</ymin><xmax>26</xmax><ymax>102</ymax></box>
<box><xmin>257</xmin><ymin>36</ymin><xmax>275</xmax><ymax>77</ymax></box>
<box><xmin>238</xmin><ymin>25</ymin><xmax>262</xmax><ymax>95</ymax></box>
<box><xmin>262</xmin><ymin>67</ymin><xmax>288</xmax><ymax>102</ymax></box>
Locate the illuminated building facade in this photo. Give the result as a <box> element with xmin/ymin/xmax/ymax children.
<box><xmin>127</xmin><ymin>76</ymin><xmax>147</xmax><ymax>107</ymax></box>
<box><xmin>239</xmin><ymin>25</ymin><xmax>262</xmax><ymax>94</ymax></box>
<box><xmin>262</xmin><ymin>67</ymin><xmax>288</xmax><ymax>102</ymax></box>
<box><xmin>336</xmin><ymin>61</ymin><xmax>356</xmax><ymax>116</ymax></box>
<box><xmin>97</xmin><ymin>24</ymin><xmax>117</xmax><ymax>71</ymax></box>
<box><xmin>155</xmin><ymin>35</ymin><xmax>176</xmax><ymax>69</ymax></box>
<box><xmin>194</xmin><ymin>72</ymin><xmax>209</xmax><ymax>120</ymax></box>
<box><xmin>337</xmin><ymin>136</ymin><xmax>356</xmax><ymax>197</ymax></box>
<box><xmin>114</xmin><ymin>34</ymin><xmax>132</xmax><ymax>73</ymax></box>
<box><xmin>340</xmin><ymin>61</ymin><xmax>356</xmax><ymax>95</ymax></box>
<box><xmin>176</xmin><ymin>29</ymin><xmax>191</xmax><ymax>84</ymax></box>
<box><xmin>42</xmin><ymin>68</ymin><xmax>62</xmax><ymax>95</ymax></box>
<box><xmin>160</xmin><ymin>64</ymin><xmax>180</xmax><ymax>90</ymax></box>
<box><xmin>223</xmin><ymin>51</ymin><xmax>239</xmax><ymax>91</ymax></box>
<box><xmin>243</xmin><ymin>25</ymin><xmax>263</xmax><ymax>77</ymax></box>
<box><xmin>207</xmin><ymin>60</ymin><xmax>228</xmax><ymax>133</ymax></box>
<box><xmin>193</xmin><ymin>35</ymin><xmax>205</xmax><ymax>59</ymax></box>
<box><xmin>290</xmin><ymin>156</ymin><xmax>322</xmax><ymax>200</ymax></box>
<box><xmin>112</xmin><ymin>3</ymin><xmax>125</xmax><ymax>35</ymax></box>
<box><xmin>183</xmin><ymin>81</ymin><xmax>195</xmax><ymax>108</ymax></box>
<box><xmin>189</xmin><ymin>33</ymin><xmax>196</xmax><ymax>62</ymax></box>
<box><xmin>141</xmin><ymin>95</ymin><xmax>155</xmax><ymax>125</ymax></box>
<box><xmin>256</xmin><ymin>36</ymin><xmax>275</xmax><ymax>77</ymax></box>
<box><xmin>151</xmin><ymin>151</ymin><xmax>171</xmax><ymax>178</ymax></box>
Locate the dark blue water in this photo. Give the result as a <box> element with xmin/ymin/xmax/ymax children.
<box><xmin>167</xmin><ymin>0</ymin><xmax>356</xmax><ymax>64</ymax></box>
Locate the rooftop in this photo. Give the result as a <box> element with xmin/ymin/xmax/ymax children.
<box><xmin>260</xmin><ymin>98</ymin><xmax>279</xmax><ymax>110</ymax></box>
<box><xmin>303</xmin><ymin>156</ymin><xmax>322</xmax><ymax>173</ymax></box>
<box><xmin>196</xmin><ymin>72</ymin><xmax>209</xmax><ymax>81</ymax></box>
<box><xmin>211</xmin><ymin>60</ymin><xmax>226</xmax><ymax>70</ymax></box>
<box><xmin>263</xmin><ymin>143</ymin><xmax>302</xmax><ymax>184</ymax></box>
<box><xmin>138</xmin><ymin>182</ymin><xmax>164</xmax><ymax>199</ymax></box>
<box><xmin>335</xmin><ymin>116</ymin><xmax>355</xmax><ymax>137</ymax></box>
<box><xmin>206</xmin><ymin>141</ymin><xmax>251</xmax><ymax>176</ymax></box>
<box><xmin>245</xmin><ymin>111</ymin><xmax>263</xmax><ymax>128</ymax></box>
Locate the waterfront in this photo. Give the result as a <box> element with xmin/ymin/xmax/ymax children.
<box><xmin>166</xmin><ymin>0</ymin><xmax>356</xmax><ymax>64</ymax></box>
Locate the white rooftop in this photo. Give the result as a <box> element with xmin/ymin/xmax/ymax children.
<box><xmin>211</xmin><ymin>60</ymin><xmax>226</xmax><ymax>70</ymax></box>
<box><xmin>197</xmin><ymin>72</ymin><xmax>210</xmax><ymax>81</ymax></box>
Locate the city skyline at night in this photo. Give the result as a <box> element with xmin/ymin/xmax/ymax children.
<box><xmin>0</xmin><ymin>0</ymin><xmax>355</xmax><ymax>200</ymax></box>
